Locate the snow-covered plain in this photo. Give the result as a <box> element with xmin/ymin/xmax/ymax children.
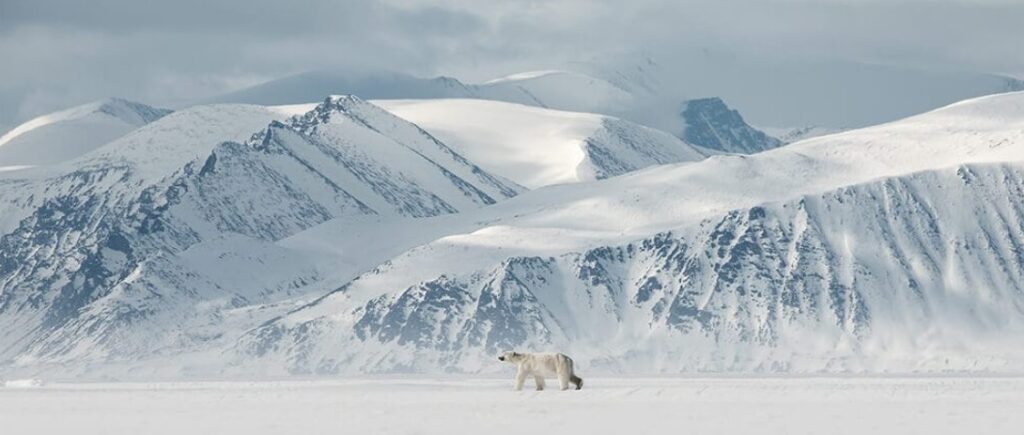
<box><xmin>1</xmin><ymin>377</ymin><xmax>1021</xmax><ymax>435</ymax></box>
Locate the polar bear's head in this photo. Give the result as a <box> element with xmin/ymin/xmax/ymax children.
<box><xmin>498</xmin><ymin>351</ymin><xmax>526</xmax><ymax>363</ymax></box>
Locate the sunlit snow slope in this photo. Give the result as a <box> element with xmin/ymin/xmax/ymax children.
<box><xmin>0</xmin><ymin>96</ymin><xmax>522</xmax><ymax>370</ymax></box>
<box><xmin>5</xmin><ymin>91</ymin><xmax>1024</xmax><ymax>378</ymax></box>
<box><xmin>0</xmin><ymin>99</ymin><xmax>171</xmax><ymax>169</ymax></box>
<box><xmin>243</xmin><ymin>91</ymin><xmax>1024</xmax><ymax>374</ymax></box>
<box><xmin>376</xmin><ymin>99</ymin><xmax>707</xmax><ymax>188</ymax></box>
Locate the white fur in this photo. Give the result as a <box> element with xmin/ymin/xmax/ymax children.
<box><xmin>498</xmin><ymin>351</ymin><xmax>583</xmax><ymax>391</ymax></box>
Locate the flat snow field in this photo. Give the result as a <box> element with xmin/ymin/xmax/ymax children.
<box><xmin>2</xmin><ymin>377</ymin><xmax>1023</xmax><ymax>435</ymax></box>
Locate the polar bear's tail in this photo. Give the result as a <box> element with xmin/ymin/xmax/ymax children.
<box><xmin>570</xmin><ymin>375</ymin><xmax>583</xmax><ymax>390</ymax></box>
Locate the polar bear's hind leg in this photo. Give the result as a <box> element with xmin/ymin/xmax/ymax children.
<box><xmin>556</xmin><ymin>362</ymin><xmax>571</xmax><ymax>390</ymax></box>
<box><xmin>534</xmin><ymin>376</ymin><xmax>545</xmax><ymax>391</ymax></box>
<box><xmin>570</xmin><ymin>374</ymin><xmax>583</xmax><ymax>390</ymax></box>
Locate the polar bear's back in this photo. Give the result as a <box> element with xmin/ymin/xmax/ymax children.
<box><xmin>524</xmin><ymin>353</ymin><xmax>571</xmax><ymax>376</ymax></box>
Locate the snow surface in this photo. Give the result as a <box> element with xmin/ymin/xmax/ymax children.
<box><xmin>377</xmin><ymin>98</ymin><xmax>596</xmax><ymax>187</ymax></box>
<box><xmin>0</xmin><ymin>98</ymin><xmax>170</xmax><ymax>168</ymax></box>
<box><xmin>0</xmin><ymin>101</ymin><xmax>114</xmax><ymax>147</ymax></box>
<box><xmin>760</xmin><ymin>125</ymin><xmax>846</xmax><ymax>144</ymax></box>
<box><xmin>0</xmin><ymin>103</ymin><xmax>288</xmax><ymax>235</ymax></box>
<box><xmin>476</xmin><ymin>70</ymin><xmax>635</xmax><ymax>115</ymax></box>
<box><xmin>2</xmin><ymin>378</ymin><xmax>46</xmax><ymax>388</ymax></box>
<box><xmin>375</xmin><ymin>98</ymin><xmax>706</xmax><ymax>188</ymax></box>
<box><xmin>1</xmin><ymin>378</ymin><xmax>1022</xmax><ymax>435</ymax></box>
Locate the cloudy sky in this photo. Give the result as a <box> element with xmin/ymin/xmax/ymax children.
<box><xmin>1</xmin><ymin>0</ymin><xmax>1023</xmax><ymax>132</ymax></box>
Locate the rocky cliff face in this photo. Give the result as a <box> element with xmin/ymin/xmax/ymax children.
<box><xmin>240</xmin><ymin>163</ymin><xmax>1024</xmax><ymax>374</ymax></box>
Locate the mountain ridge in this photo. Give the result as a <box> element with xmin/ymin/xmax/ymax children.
<box><xmin>3</xmin><ymin>91</ymin><xmax>1024</xmax><ymax>378</ymax></box>
<box><xmin>237</xmin><ymin>91</ymin><xmax>1024</xmax><ymax>374</ymax></box>
<box><xmin>0</xmin><ymin>98</ymin><xmax>172</xmax><ymax>169</ymax></box>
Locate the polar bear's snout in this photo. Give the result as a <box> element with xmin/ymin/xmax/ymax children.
<box><xmin>498</xmin><ymin>351</ymin><xmax>522</xmax><ymax>363</ymax></box>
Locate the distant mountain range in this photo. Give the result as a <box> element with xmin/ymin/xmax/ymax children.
<box><xmin>245</xmin><ymin>91</ymin><xmax>1024</xmax><ymax>375</ymax></box>
<box><xmin>2</xmin><ymin>66</ymin><xmax>1024</xmax><ymax>378</ymax></box>
<box><xmin>204</xmin><ymin>69</ymin><xmax>783</xmax><ymax>154</ymax></box>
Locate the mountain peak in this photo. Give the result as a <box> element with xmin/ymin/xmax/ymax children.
<box><xmin>679</xmin><ymin>97</ymin><xmax>783</xmax><ymax>154</ymax></box>
<box><xmin>281</xmin><ymin>95</ymin><xmax>371</xmax><ymax>134</ymax></box>
<box><xmin>246</xmin><ymin>95</ymin><xmax>369</xmax><ymax>148</ymax></box>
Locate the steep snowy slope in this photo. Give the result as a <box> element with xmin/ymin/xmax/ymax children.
<box><xmin>0</xmin><ymin>103</ymin><xmax>288</xmax><ymax>234</ymax></box>
<box><xmin>0</xmin><ymin>96</ymin><xmax>521</xmax><ymax>368</ymax></box>
<box><xmin>0</xmin><ymin>98</ymin><xmax>171</xmax><ymax>169</ymax></box>
<box><xmin>0</xmin><ymin>103</ymin><xmax>296</xmax><ymax>364</ymax></box>
<box><xmin>475</xmin><ymin>73</ymin><xmax>782</xmax><ymax>154</ymax></box>
<box><xmin>242</xmin><ymin>91</ymin><xmax>1024</xmax><ymax>374</ymax></box>
<box><xmin>7</xmin><ymin>89</ymin><xmax>1024</xmax><ymax>377</ymax></box>
<box><xmin>375</xmin><ymin>99</ymin><xmax>707</xmax><ymax>188</ymax></box>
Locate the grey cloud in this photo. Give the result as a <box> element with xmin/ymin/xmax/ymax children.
<box><xmin>0</xmin><ymin>0</ymin><xmax>1022</xmax><ymax>131</ymax></box>
<box><xmin>1</xmin><ymin>0</ymin><xmax>485</xmax><ymax>38</ymax></box>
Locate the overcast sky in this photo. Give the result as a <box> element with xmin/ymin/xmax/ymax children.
<box><xmin>1</xmin><ymin>0</ymin><xmax>1023</xmax><ymax>132</ymax></box>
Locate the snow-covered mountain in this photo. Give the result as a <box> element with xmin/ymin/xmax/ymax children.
<box><xmin>207</xmin><ymin>69</ymin><xmax>782</xmax><ymax>154</ymax></box>
<box><xmin>6</xmin><ymin>90</ymin><xmax>1024</xmax><ymax>378</ymax></box>
<box><xmin>760</xmin><ymin>125</ymin><xmax>845</xmax><ymax>144</ymax></box>
<box><xmin>239</xmin><ymin>91</ymin><xmax>1024</xmax><ymax>375</ymax></box>
<box><xmin>0</xmin><ymin>96</ymin><xmax>524</xmax><ymax>369</ymax></box>
<box><xmin>0</xmin><ymin>98</ymin><xmax>171</xmax><ymax>169</ymax></box>
<box><xmin>0</xmin><ymin>103</ymin><xmax>295</xmax><ymax>233</ymax></box>
<box><xmin>0</xmin><ymin>103</ymin><xmax>295</xmax><ymax>364</ymax></box>
<box><xmin>475</xmin><ymin>70</ymin><xmax>635</xmax><ymax>115</ymax></box>
<box><xmin>678</xmin><ymin>98</ymin><xmax>783</xmax><ymax>154</ymax></box>
<box><xmin>1</xmin><ymin>92</ymin><xmax>727</xmax><ymax>377</ymax></box>
<box><xmin>375</xmin><ymin>99</ymin><xmax>708</xmax><ymax>188</ymax></box>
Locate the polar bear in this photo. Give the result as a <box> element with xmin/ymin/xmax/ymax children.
<box><xmin>498</xmin><ymin>351</ymin><xmax>583</xmax><ymax>391</ymax></box>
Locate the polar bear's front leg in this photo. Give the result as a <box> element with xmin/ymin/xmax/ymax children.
<box><xmin>514</xmin><ymin>368</ymin><xmax>527</xmax><ymax>391</ymax></box>
<box><xmin>534</xmin><ymin>375</ymin><xmax>545</xmax><ymax>391</ymax></box>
